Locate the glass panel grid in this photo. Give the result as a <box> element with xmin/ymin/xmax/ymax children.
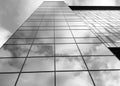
<box><xmin>75</xmin><ymin>10</ymin><xmax>120</xmax><ymax>47</ymax></box>
<box><xmin>0</xmin><ymin>1</ymin><xmax>119</xmax><ymax>86</ymax></box>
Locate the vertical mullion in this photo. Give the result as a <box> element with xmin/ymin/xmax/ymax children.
<box><xmin>54</xmin><ymin>8</ymin><xmax>56</xmax><ymax>86</ymax></box>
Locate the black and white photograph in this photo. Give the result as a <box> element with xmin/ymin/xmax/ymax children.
<box><xmin>0</xmin><ymin>0</ymin><xmax>120</xmax><ymax>86</ymax></box>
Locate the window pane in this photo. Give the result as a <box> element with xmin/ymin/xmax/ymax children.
<box><xmin>78</xmin><ymin>44</ymin><xmax>113</xmax><ymax>55</ymax></box>
<box><xmin>0</xmin><ymin>74</ymin><xmax>18</xmax><ymax>86</ymax></box>
<box><xmin>17</xmin><ymin>73</ymin><xmax>54</xmax><ymax>86</ymax></box>
<box><xmin>56</xmin><ymin>57</ymin><xmax>86</xmax><ymax>70</ymax></box>
<box><xmin>29</xmin><ymin>44</ymin><xmax>54</xmax><ymax>57</ymax></box>
<box><xmin>55</xmin><ymin>44</ymin><xmax>80</xmax><ymax>56</ymax></box>
<box><xmin>19</xmin><ymin>27</ymin><xmax>38</xmax><ymax>30</ymax></box>
<box><xmin>22</xmin><ymin>22</ymin><xmax>40</xmax><ymax>26</ymax></box>
<box><xmin>56</xmin><ymin>72</ymin><xmax>93</xmax><ymax>86</ymax></box>
<box><xmin>91</xmin><ymin>71</ymin><xmax>120</xmax><ymax>86</ymax></box>
<box><xmin>37</xmin><ymin>31</ymin><xmax>54</xmax><ymax>38</ymax></box>
<box><xmin>55</xmin><ymin>38</ymin><xmax>75</xmax><ymax>43</ymax></box>
<box><xmin>23</xmin><ymin>58</ymin><xmax>54</xmax><ymax>71</ymax></box>
<box><xmin>75</xmin><ymin>38</ymin><xmax>101</xmax><ymax>43</ymax></box>
<box><xmin>72</xmin><ymin>30</ymin><xmax>96</xmax><ymax>37</ymax></box>
<box><xmin>0</xmin><ymin>58</ymin><xmax>24</xmax><ymax>72</ymax></box>
<box><xmin>55</xmin><ymin>30</ymin><xmax>72</xmax><ymax>37</ymax></box>
<box><xmin>34</xmin><ymin>39</ymin><xmax>54</xmax><ymax>44</ymax></box>
<box><xmin>6</xmin><ymin>39</ymin><xmax>33</xmax><ymax>44</ymax></box>
<box><xmin>0</xmin><ymin>45</ymin><xmax>31</xmax><ymax>57</ymax></box>
<box><xmin>84</xmin><ymin>56</ymin><xmax>120</xmax><ymax>70</ymax></box>
<box><xmin>11</xmin><ymin>31</ymin><xmax>37</xmax><ymax>38</ymax></box>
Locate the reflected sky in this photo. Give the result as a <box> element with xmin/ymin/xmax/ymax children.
<box><xmin>23</xmin><ymin>58</ymin><xmax>54</xmax><ymax>71</ymax></box>
<box><xmin>91</xmin><ymin>71</ymin><xmax>120</xmax><ymax>86</ymax></box>
<box><xmin>56</xmin><ymin>72</ymin><xmax>93</xmax><ymax>86</ymax></box>
<box><xmin>0</xmin><ymin>45</ymin><xmax>31</xmax><ymax>57</ymax></box>
<box><xmin>0</xmin><ymin>74</ymin><xmax>18</xmax><ymax>86</ymax></box>
<box><xmin>0</xmin><ymin>58</ymin><xmax>24</xmax><ymax>72</ymax></box>
<box><xmin>84</xmin><ymin>56</ymin><xmax>120</xmax><ymax>70</ymax></box>
<box><xmin>0</xmin><ymin>1</ymin><xmax>120</xmax><ymax>86</ymax></box>
<box><xmin>75</xmin><ymin>10</ymin><xmax>120</xmax><ymax>47</ymax></box>
<box><xmin>1</xmin><ymin>0</ymin><xmax>120</xmax><ymax>48</ymax></box>
<box><xmin>29</xmin><ymin>44</ymin><xmax>54</xmax><ymax>56</ymax></box>
<box><xmin>56</xmin><ymin>57</ymin><xmax>86</xmax><ymax>70</ymax></box>
<box><xmin>17</xmin><ymin>73</ymin><xmax>54</xmax><ymax>86</ymax></box>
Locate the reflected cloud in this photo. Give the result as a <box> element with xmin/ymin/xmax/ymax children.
<box><xmin>78</xmin><ymin>44</ymin><xmax>113</xmax><ymax>55</ymax></box>
<box><xmin>91</xmin><ymin>71</ymin><xmax>120</xmax><ymax>86</ymax></box>
<box><xmin>0</xmin><ymin>58</ymin><xmax>24</xmax><ymax>72</ymax></box>
<box><xmin>56</xmin><ymin>72</ymin><xmax>93</xmax><ymax>86</ymax></box>
<box><xmin>23</xmin><ymin>58</ymin><xmax>54</xmax><ymax>71</ymax></box>
<box><xmin>0</xmin><ymin>74</ymin><xmax>18</xmax><ymax>86</ymax></box>
<box><xmin>55</xmin><ymin>44</ymin><xmax>80</xmax><ymax>56</ymax></box>
<box><xmin>17</xmin><ymin>72</ymin><xmax>93</xmax><ymax>86</ymax></box>
<box><xmin>0</xmin><ymin>1</ymin><xmax>120</xmax><ymax>86</ymax></box>
<box><xmin>29</xmin><ymin>45</ymin><xmax>54</xmax><ymax>56</ymax></box>
<box><xmin>17</xmin><ymin>73</ymin><xmax>54</xmax><ymax>86</ymax></box>
<box><xmin>56</xmin><ymin>57</ymin><xmax>86</xmax><ymax>70</ymax></box>
<box><xmin>2</xmin><ymin>45</ymin><xmax>30</xmax><ymax>57</ymax></box>
<box><xmin>84</xmin><ymin>56</ymin><xmax>120</xmax><ymax>70</ymax></box>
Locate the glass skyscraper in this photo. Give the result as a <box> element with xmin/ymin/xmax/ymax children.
<box><xmin>0</xmin><ymin>1</ymin><xmax>120</xmax><ymax>86</ymax></box>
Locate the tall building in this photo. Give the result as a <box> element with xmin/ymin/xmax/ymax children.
<box><xmin>0</xmin><ymin>1</ymin><xmax>120</xmax><ymax>86</ymax></box>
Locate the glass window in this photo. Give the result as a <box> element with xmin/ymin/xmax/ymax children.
<box><xmin>78</xmin><ymin>44</ymin><xmax>113</xmax><ymax>55</ymax></box>
<box><xmin>68</xmin><ymin>22</ymin><xmax>86</xmax><ymax>26</ymax></box>
<box><xmin>55</xmin><ymin>38</ymin><xmax>75</xmax><ymax>43</ymax></box>
<box><xmin>0</xmin><ymin>58</ymin><xmax>24</xmax><ymax>72</ymax></box>
<box><xmin>19</xmin><ymin>27</ymin><xmax>38</xmax><ymax>30</ymax></box>
<box><xmin>55</xmin><ymin>30</ymin><xmax>72</xmax><ymax>37</ymax></box>
<box><xmin>0</xmin><ymin>45</ymin><xmax>31</xmax><ymax>57</ymax></box>
<box><xmin>11</xmin><ymin>31</ymin><xmax>37</xmax><ymax>38</ymax></box>
<box><xmin>22</xmin><ymin>22</ymin><xmax>40</xmax><ymax>26</ymax></box>
<box><xmin>23</xmin><ymin>58</ymin><xmax>54</xmax><ymax>71</ymax></box>
<box><xmin>91</xmin><ymin>71</ymin><xmax>120</xmax><ymax>86</ymax></box>
<box><xmin>6</xmin><ymin>39</ymin><xmax>33</xmax><ymax>44</ymax></box>
<box><xmin>55</xmin><ymin>44</ymin><xmax>80</xmax><ymax>56</ymax></box>
<box><xmin>40</xmin><ymin>22</ymin><xmax>54</xmax><ymax>27</ymax></box>
<box><xmin>29</xmin><ymin>44</ymin><xmax>54</xmax><ymax>57</ymax></box>
<box><xmin>56</xmin><ymin>72</ymin><xmax>93</xmax><ymax>86</ymax></box>
<box><xmin>72</xmin><ymin>30</ymin><xmax>96</xmax><ymax>37</ymax></box>
<box><xmin>84</xmin><ymin>56</ymin><xmax>120</xmax><ymax>70</ymax></box>
<box><xmin>17</xmin><ymin>73</ymin><xmax>54</xmax><ymax>86</ymax></box>
<box><xmin>70</xmin><ymin>26</ymin><xmax>90</xmax><ymax>30</ymax></box>
<box><xmin>75</xmin><ymin>38</ymin><xmax>101</xmax><ymax>43</ymax></box>
<box><xmin>0</xmin><ymin>74</ymin><xmax>18</xmax><ymax>86</ymax></box>
<box><xmin>56</xmin><ymin>57</ymin><xmax>86</xmax><ymax>70</ymax></box>
<box><xmin>34</xmin><ymin>39</ymin><xmax>54</xmax><ymax>44</ymax></box>
<box><xmin>36</xmin><ymin>31</ymin><xmax>54</xmax><ymax>38</ymax></box>
<box><xmin>55</xmin><ymin>22</ymin><xmax>68</xmax><ymax>26</ymax></box>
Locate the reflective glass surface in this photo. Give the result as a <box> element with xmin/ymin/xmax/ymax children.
<box><xmin>0</xmin><ymin>74</ymin><xmax>18</xmax><ymax>86</ymax></box>
<box><xmin>56</xmin><ymin>57</ymin><xmax>86</xmax><ymax>70</ymax></box>
<box><xmin>0</xmin><ymin>1</ymin><xmax>120</xmax><ymax>86</ymax></box>
<box><xmin>17</xmin><ymin>73</ymin><xmax>54</xmax><ymax>86</ymax></box>
<box><xmin>55</xmin><ymin>44</ymin><xmax>80</xmax><ymax>56</ymax></box>
<box><xmin>56</xmin><ymin>72</ymin><xmax>94</xmax><ymax>86</ymax></box>
<box><xmin>23</xmin><ymin>58</ymin><xmax>54</xmax><ymax>71</ymax></box>
<box><xmin>29</xmin><ymin>44</ymin><xmax>54</xmax><ymax>56</ymax></box>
